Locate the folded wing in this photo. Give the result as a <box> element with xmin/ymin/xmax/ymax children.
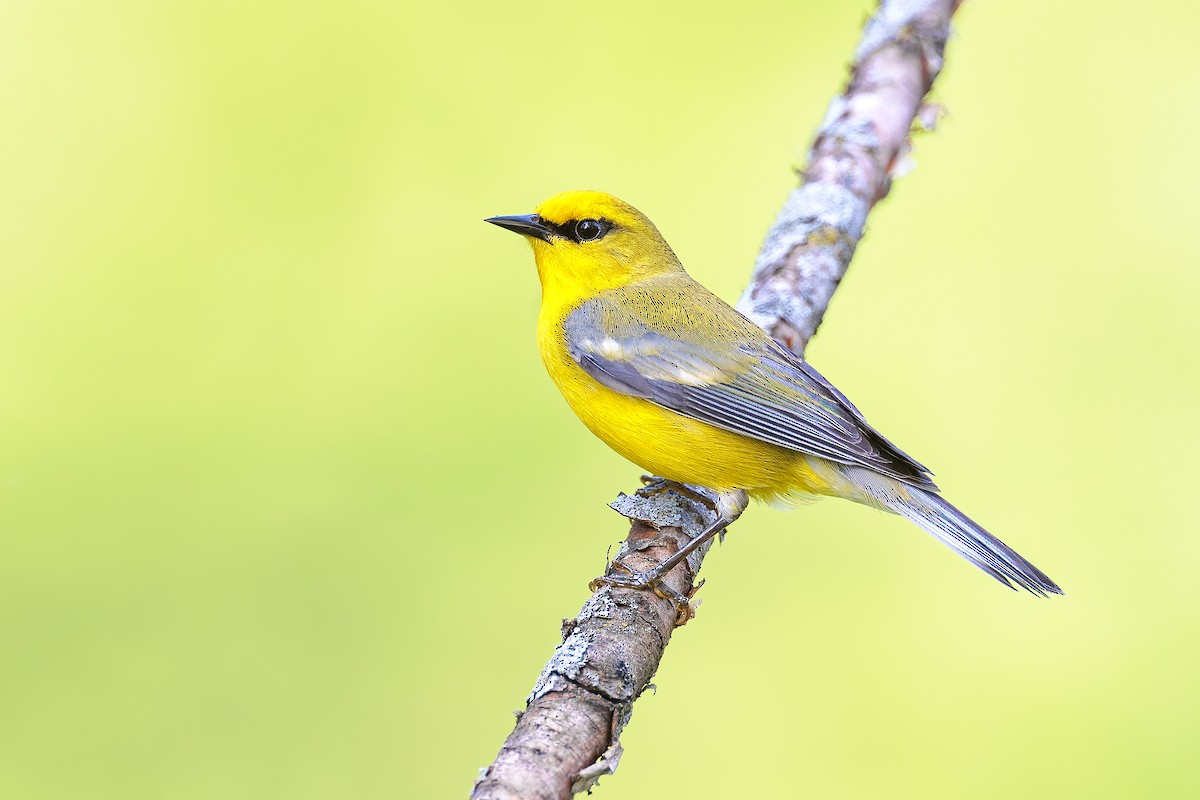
<box><xmin>565</xmin><ymin>294</ymin><xmax>936</xmax><ymax>490</ymax></box>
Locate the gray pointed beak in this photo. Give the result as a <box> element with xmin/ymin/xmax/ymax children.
<box><xmin>484</xmin><ymin>214</ymin><xmax>555</xmax><ymax>243</ymax></box>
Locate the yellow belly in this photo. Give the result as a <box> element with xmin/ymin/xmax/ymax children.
<box><xmin>538</xmin><ymin>317</ymin><xmax>829</xmax><ymax>499</ymax></box>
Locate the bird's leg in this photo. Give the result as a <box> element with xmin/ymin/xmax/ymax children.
<box><xmin>589</xmin><ymin>514</ymin><xmax>730</xmax><ymax>626</ymax></box>
<box><xmin>590</xmin><ymin>488</ymin><xmax>748</xmax><ymax>625</ymax></box>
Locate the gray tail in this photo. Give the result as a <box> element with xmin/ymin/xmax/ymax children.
<box><xmin>895</xmin><ymin>490</ymin><xmax>1062</xmax><ymax>596</ymax></box>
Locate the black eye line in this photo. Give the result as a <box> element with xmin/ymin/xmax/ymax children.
<box><xmin>532</xmin><ymin>216</ymin><xmax>614</xmax><ymax>243</ymax></box>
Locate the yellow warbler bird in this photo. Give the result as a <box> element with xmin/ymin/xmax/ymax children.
<box><xmin>487</xmin><ymin>190</ymin><xmax>1061</xmax><ymax>596</ymax></box>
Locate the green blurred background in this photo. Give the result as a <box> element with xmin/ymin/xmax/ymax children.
<box><xmin>2</xmin><ymin>1</ymin><xmax>1198</xmax><ymax>797</ymax></box>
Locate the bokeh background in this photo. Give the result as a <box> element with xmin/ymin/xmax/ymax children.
<box><xmin>3</xmin><ymin>1</ymin><xmax>1199</xmax><ymax>797</ymax></box>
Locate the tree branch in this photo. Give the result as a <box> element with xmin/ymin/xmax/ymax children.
<box><xmin>472</xmin><ymin>2</ymin><xmax>958</xmax><ymax>797</ymax></box>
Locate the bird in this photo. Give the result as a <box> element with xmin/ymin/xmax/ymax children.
<box><xmin>486</xmin><ymin>190</ymin><xmax>1061</xmax><ymax>597</ymax></box>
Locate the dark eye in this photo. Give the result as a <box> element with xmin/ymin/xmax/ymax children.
<box><xmin>574</xmin><ymin>219</ymin><xmax>606</xmax><ymax>242</ymax></box>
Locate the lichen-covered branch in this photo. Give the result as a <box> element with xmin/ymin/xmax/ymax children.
<box><xmin>472</xmin><ymin>2</ymin><xmax>957</xmax><ymax>797</ymax></box>
<box><xmin>736</xmin><ymin>0</ymin><xmax>956</xmax><ymax>352</ymax></box>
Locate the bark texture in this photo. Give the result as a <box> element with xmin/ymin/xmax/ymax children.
<box><xmin>473</xmin><ymin>1</ymin><xmax>958</xmax><ymax>797</ymax></box>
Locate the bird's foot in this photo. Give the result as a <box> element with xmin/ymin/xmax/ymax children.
<box><xmin>589</xmin><ymin>563</ymin><xmax>698</xmax><ymax>627</ymax></box>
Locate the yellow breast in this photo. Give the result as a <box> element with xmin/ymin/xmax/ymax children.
<box><xmin>536</xmin><ymin>309</ymin><xmax>811</xmax><ymax>497</ymax></box>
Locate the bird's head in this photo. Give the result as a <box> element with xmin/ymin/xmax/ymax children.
<box><xmin>486</xmin><ymin>191</ymin><xmax>684</xmax><ymax>298</ymax></box>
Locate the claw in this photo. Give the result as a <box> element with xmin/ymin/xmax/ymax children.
<box><xmin>591</xmin><ymin>487</ymin><xmax>746</xmax><ymax>628</ymax></box>
<box><xmin>588</xmin><ymin>561</ymin><xmax>635</xmax><ymax>592</ymax></box>
<box><xmin>589</xmin><ymin>568</ymin><xmax>695</xmax><ymax>626</ymax></box>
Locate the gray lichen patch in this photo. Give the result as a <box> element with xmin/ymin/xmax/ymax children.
<box><xmin>529</xmin><ymin>621</ymin><xmax>594</xmax><ymax>703</ymax></box>
<box><xmin>856</xmin><ymin>0</ymin><xmax>942</xmax><ymax>61</ymax></box>
<box><xmin>609</xmin><ymin>490</ymin><xmax>709</xmax><ymax>537</ymax></box>
<box><xmin>528</xmin><ymin>588</ymin><xmax>630</xmax><ymax>704</ymax></box>
<box><xmin>753</xmin><ymin>183</ymin><xmax>867</xmax><ymax>273</ymax></box>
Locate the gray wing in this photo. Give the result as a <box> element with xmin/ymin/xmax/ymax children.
<box><xmin>565</xmin><ymin>296</ymin><xmax>936</xmax><ymax>490</ymax></box>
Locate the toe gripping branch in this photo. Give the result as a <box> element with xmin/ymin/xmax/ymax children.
<box><xmin>593</xmin><ymin>478</ymin><xmax>749</xmax><ymax>626</ymax></box>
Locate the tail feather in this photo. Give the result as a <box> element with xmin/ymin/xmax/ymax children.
<box><xmin>808</xmin><ymin>461</ymin><xmax>1062</xmax><ymax>595</ymax></box>
<box><xmin>894</xmin><ymin>490</ymin><xmax>1062</xmax><ymax>596</ymax></box>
